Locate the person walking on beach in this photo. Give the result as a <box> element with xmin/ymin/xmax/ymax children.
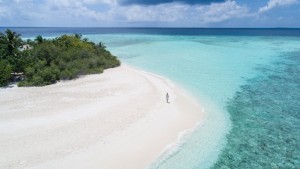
<box><xmin>166</xmin><ymin>92</ymin><xmax>169</xmax><ymax>103</ymax></box>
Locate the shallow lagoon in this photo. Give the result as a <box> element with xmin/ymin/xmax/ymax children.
<box><xmin>89</xmin><ymin>34</ymin><xmax>300</xmax><ymax>168</ymax></box>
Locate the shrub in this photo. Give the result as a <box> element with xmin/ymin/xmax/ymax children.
<box><xmin>0</xmin><ymin>31</ymin><xmax>121</xmax><ymax>87</ymax></box>
<box><xmin>0</xmin><ymin>60</ymin><xmax>12</xmax><ymax>86</ymax></box>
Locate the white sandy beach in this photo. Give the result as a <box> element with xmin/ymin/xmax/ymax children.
<box><xmin>0</xmin><ymin>65</ymin><xmax>204</xmax><ymax>169</ymax></box>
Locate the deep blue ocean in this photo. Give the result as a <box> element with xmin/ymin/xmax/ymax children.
<box><xmin>1</xmin><ymin>27</ymin><xmax>300</xmax><ymax>37</ymax></box>
<box><xmin>2</xmin><ymin>28</ymin><xmax>299</xmax><ymax>168</ymax></box>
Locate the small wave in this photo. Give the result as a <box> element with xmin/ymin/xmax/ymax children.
<box><xmin>147</xmin><ymin>120</ymin><xmax>205</xmax><ymax>169</ymax></box>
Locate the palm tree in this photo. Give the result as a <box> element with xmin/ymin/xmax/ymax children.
<box><xmin>74</xmin><ymin>33</ymin><xmax>82</xmax><ymax>39</ymax></box>
<box><xmin>34</xmin><ymin>35</ymin><xmax>44</xmax><ymax>44</ymax></box>
<box><xmin>98</xmin><ymin>42</ymin><xmax>106</xmax><ymax>49</ymax></box>
<box><xmin>0</xmin><ymin>29</ymin><xmax>22</xmax><ymax>57</ymax></box>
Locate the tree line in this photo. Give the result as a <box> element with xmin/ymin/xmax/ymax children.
<box><xmin>0</xmin><ymin>29</ymin><xmax>120</xmax><ymax>87</ymax></box>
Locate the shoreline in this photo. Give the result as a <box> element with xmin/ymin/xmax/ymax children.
<box><xmin>0</xmin><ymin>65</ymin><xmax>204</xmax><ymax>169</ymax></box>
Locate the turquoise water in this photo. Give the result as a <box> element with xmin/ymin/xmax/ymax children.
<box><xmin>19</xmin><ymin>28</ymin><xmax>300</xmax><ymax>168</ymax></box>
<box><xmin>212</xmin><ymin>52</ymin><xmax>300</xmax><ymax>168</ymax></box>
<box><xmin>85</xmin><ymin>35</ymin><xmax>300</xmax><ymax>168</ymax></box>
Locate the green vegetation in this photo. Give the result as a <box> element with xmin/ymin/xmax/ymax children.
<box><xmin>0</xmin><ymin>29</ymin><xmax>120</xmax><ymax>87</ymax></box>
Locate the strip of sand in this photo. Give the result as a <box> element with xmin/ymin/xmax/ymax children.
<box><xmin>0</xmin><ymin>65</ymin><xmax>204</xmax><ymax>169</ymax></box>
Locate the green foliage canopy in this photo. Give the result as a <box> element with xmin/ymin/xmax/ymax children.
<box><xmin>0</xmin><ymin>29</ymin><xmax>120</xmax><ymax>87</ymax></box>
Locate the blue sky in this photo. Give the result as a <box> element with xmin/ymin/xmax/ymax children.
<box><xmin>0</xmin><ymin>0</ymin><xmax>299</xmax><ymax>27</ymax></box>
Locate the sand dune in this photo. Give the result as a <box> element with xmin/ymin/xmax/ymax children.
<box><xmin>0</xmin><ymin>65</ymin><xmax>204</xmax><ymax>169</ymax></box>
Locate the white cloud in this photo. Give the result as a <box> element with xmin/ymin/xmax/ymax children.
<box><xmin>258</xmin><ymin>0</ymin><xmax>299</xmax><ymax>13</ymax></box>
<box><xmin>0</xmin><ymin>0</ymin><xmax>250</xmax><ymax>26</ymax></box>
<box><xmin>83</xmin><ymin>0</ymin><xmax>118</xmax><ymax>5</ymax></box>
<box><xmin>36</xmin><ymin>0</ymin><xmax>111</xmax><ymax>24</ymax></box>
<box><xmin>0</xmin><ymin>0</ymin><xmax>40</xmax><ymax>25</ymax></box>
<box><xmin>113</xmin><ymin>3</ymin><xmax>189</xmax><ymax>22</ymax></box>
<box><xmin>107</xmin><ymin>0</ymin><xmax>250</xmax><ymax>25</ymax></box>
<box><xmin>195</xmin><ymin>0</ymin><xmax>250</xmax><ymax>23</ymax></box>
<box><xmin>0</xmin><ymin>5</ymin><xmax>8</xmax><ymax>20</ymax></box>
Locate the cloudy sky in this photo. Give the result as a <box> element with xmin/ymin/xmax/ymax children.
<box><xmin>1</xmin><ymin>0</ymin><xmax>299</xmax><ymax>27</ymax></box>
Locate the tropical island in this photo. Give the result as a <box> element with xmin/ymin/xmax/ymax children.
<box><xmin>0</xmin><ymin>29</ymin><xmax>120</xmax><ymax>87</ymax></box>
<box><xmin>1</xmin><ymin>0</ymin><xmax>300</xmax><ymax>167</ymax></box>
<box><xmin>0</xmin><ymin>28</ymin><xmax>204</xmax><ymax>169</ymax></box>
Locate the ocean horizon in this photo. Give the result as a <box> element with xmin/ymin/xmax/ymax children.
<box><xmin>3</xmin><ymin>27</ymin><xmax>299</xmax><ymax>168</ymax></box>
<box><xmin>2</xmin><ymin>27</ymin><xmax>300</xmax><ymax>38</ymax></box>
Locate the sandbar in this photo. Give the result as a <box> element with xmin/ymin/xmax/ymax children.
<box><xmin>0</xmin><ymin>65</ymin><xmax>204</xmax><ymax>169</ymax></box>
